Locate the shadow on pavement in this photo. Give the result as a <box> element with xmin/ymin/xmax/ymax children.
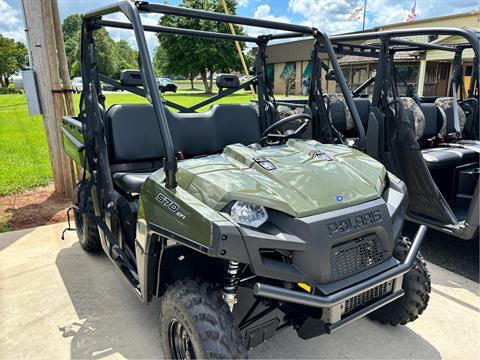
<box><xmin>420</xmin><ymin>229</ymin><xmax>479</xmax><ymax>283</ymax></box>
<box><xmin>55</xmin><ymin>242</ymin><xmax>164</xmax><ymax>359</ymax></box>
<box><xmin>0</xmin><ymin>226</ymin><xmax>34</xmax><ymax>251</ymax></box>
<box><xmin>55</xmin><ymin>241</ymin><xmax>441</xmax><ymax>359</ymax></box>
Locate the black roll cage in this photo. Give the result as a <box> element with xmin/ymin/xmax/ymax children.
<box><xmin>80</xmin><ymin>0</ymin><xmax>363</xmax><ymax>189</ymax></box>
<box><xmin>327</xmin><ymin>28</ymin><xmax>479</xmax><ymax>105</ymax></box>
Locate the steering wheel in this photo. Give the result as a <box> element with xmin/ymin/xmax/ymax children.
<box><xmin>260</xmin><ymin>113</ymin><xmax>312</xmax><ymax>145</ymax></box>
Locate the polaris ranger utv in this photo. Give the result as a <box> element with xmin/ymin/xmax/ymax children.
<box><xmin>289</xmin><ymin>28</ymin><xmax>479</xmax><ymax>241</ymax></box>
<box><xmin>62</xmin><ymin>1</ymin><xmax>430</xmax><ymax>358</ymax></box>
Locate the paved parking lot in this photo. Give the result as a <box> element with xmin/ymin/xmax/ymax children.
<box><xmin>1</xmin><ymin>223</ymin><xmax>479</xmax><ymax>359</ymax></box>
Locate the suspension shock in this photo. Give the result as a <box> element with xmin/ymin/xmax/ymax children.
<box><xmin>223</xmin><ymin>260</ymin><xmax>240</xmax><ymax>312</ymax></box>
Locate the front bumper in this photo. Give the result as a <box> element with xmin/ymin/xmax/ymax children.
<box><xmin>253</xmin><ymin>225</ymin><xmax>427</xmax><ymax>331</ymax></box>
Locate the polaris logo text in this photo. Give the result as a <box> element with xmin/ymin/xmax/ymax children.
<box><xmin>326</xmin><ymin>210</ymin><xmax>382</xmax><ymax>237</ymax></box>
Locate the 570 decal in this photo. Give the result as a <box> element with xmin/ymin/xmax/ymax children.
<box><xmin>156</xmin><ymin>193</ymin><xmax>186</xmax><ymax>220</ymax></box>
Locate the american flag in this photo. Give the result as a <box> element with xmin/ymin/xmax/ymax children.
<box><xmin>406</xmin><ymin>0</ymin><xmax>417</xmax><ymax>22</ymax></box>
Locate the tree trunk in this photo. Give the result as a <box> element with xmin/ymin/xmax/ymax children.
<box><xmin>4</xmin><ymin>76</ymin><xmax>10</xmax><ymax>88</ymax></box>
<box><xmin>201</xmin><ymin>70</ymin><xmax>209</xmax><ymax>93</ymax></box>
<box><xmin>208</xmin><ymin>71</ymin><xmax>214</xmax><ymax>94</ymax></box>
<box><xmin>189</xmin><ymin>73</ymin><xmax>194</xmax><ymax>90</ymax></box>
<box><xmin>0</xmin><ymin>75</ymin><xmax>4</xmax><ymax>88</ymax></box>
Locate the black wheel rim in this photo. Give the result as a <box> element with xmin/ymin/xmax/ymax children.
<box><xmin>168</xmin><ymin>319</ymin><xmax>196</xmax><ymax>360</ymax></box>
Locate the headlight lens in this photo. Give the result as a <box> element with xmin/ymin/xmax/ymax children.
<box><xmin>230</xmin><ymin>201</ymin><xmax>268</xmax><ymax>228</ymax></box>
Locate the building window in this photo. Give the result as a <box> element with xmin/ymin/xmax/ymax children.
<box><xmin>465</xmin><ymin>65</ymin><xmax>473</xmax><ymax>77</ymax></box>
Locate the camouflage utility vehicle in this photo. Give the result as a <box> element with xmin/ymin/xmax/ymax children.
<box><xmin>63</xmin><ymin>1</ymin><xmax>430</xmax><ymax>358</ymax></box>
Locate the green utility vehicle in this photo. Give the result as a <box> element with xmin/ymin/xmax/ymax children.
<box><xmin>280</xmin><ymin>28</ymin><xmax>479</xmax><ymax>240</ymax></box>
<box><xmin>62</xmin><ymin>1</ymin><xmax>430</xmax><ymax>358</ymax></box>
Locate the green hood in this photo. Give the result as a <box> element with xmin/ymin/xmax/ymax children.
<box><xmin>176</xmin><ymin>139</ymin><xmax>386</xmax><ymax>218</ymax></box>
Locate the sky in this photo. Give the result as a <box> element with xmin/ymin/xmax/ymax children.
<box><xmin>2</xmin><ymin>0</ymin><xmax>479</xmax><ymax>52</ymax></box>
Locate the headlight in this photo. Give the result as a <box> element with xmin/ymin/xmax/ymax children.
<box><xmin>230</xmin><ymin>201</ymin><xmax>268</xmax><ymax>228</ymax></box>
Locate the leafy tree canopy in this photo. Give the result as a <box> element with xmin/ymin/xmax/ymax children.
<box><xmin>112</xmin><ymin>39</ymin><xmax>138</xmax><ymax>78</ymax></box>
<box><xmin>0</xmin><ymin>35</ymin><xmax>28</xmax><ymax>87</ymax></box>
<box><xmin>158</xmin><ymin>0</ymin><xmax>246</xmax><ymax>93</ymax></box>
<box><xmin>62</xmin><ymin>14</ymin><xmax>139</xmax><ymax>79</ymax></box>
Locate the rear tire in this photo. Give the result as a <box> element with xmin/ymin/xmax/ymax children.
<box><xmin>368</xmin><ymin>237</ymin><xmax>431</xmax><ymax>325</ymax></box>
<box><xmin>73</xmin><ymin>182</ymin><xmax>102</xmax><ymax>253</ymax></box>
<box><xmin>159</xmin><ymin>279</ymin><xmax>246</xmax><ymax>359</ymax></box>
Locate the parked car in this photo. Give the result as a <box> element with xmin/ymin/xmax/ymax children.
<box><xmin>71</xmin><ymin>77</ymin><xmax>83</xmax><ymax>93</ymax></box>
<box><xmin>156</xmin><ymin>77</ymin><xmax>177</xmax><ymax>93</ymax></box>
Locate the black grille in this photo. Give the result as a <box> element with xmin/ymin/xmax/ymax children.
<box><xmin>344</xmin><ymin>281</ymin><xmax>391</xmax><ymax>314</ymax></box>
<box><xmin>331</xmin><ymin>234</ymin><xmax>385</xmax><ymax>279</ymax></box>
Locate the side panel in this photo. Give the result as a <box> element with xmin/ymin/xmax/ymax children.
<box><xmin>139</xmin><ymin>171</ymin><xmax>227</xmax><ymax>250</ymax></box>
<box><xmin>61</xmin><ymin>116</ymin><xmax>84</xmax><ymax>165</ymax></box>
<box><xmin>136</xmin><ymin>171</ymin><xmax>252</xmax><ymax>302</ymax></box>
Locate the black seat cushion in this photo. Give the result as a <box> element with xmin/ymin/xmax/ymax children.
<box><xmin>422</xmin><ymin>148</ymin><xmax>470</xmax><ymax>170</ymax></box>
<box><xmin>439</xmin><ymin>143</ymin><xmax>479</xmax><ymax>162</ymax></box>
<box><xmin>112</xmin><ymin>172</ymin><xmax>151</xmax><ymax>194</ymax></box>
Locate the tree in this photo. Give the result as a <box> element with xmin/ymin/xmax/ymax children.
<box><xmin>112</xmin><ymin>39</ymin><xmax>138</xmax><ymax>78</ymax></box>
<box><xmin>62</xmin><ymin>14</ymin><xmax>138</xmax><ymax>79</ymax></box>
<box><xmin>0</xmin><ymin>35</ymin><xmax>28</xmax><ymax>87</ymax></box>
<box><xmin>92</xmin><ymin>29</ymin><xmax>117</xmax><ymax>78</ymax></box>
<box><xmin>62</xmin><ymin>13</ymin><xmax>82</xmax><ymax>40</ymax></box>
<box><xmin>158</xmin><ymin>0</ymin><xmax>245</xmax><ymax>93</ymax></box>
<box><xmin>62</xmin><ymin>14</ymin><xmax>82</xmax><ymax>76</ymax></box>
<box><xmin>153</xmin><ymin>45</ymin><xmax>168</xmax><ymax>75</ymax></box>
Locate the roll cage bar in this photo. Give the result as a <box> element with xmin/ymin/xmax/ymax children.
<box><xmin>319</xmin><ymin>28</ymin><xmax>479</xmax><ymax>139</ymax></box>
<box><xmin>80</xmin><ymin>0</ymin><xmax>364</xmax><ymax>191</ymax></box>
<box><xmin>328</xmin><ymin>28</ymin><xmax>479</xmax><ymax>103</ymax></box>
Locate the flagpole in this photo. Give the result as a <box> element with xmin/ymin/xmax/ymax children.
<box><xmin>362</xmin><ymin>0</ymin><xmax>367</xmax><ymax>31</ymax></box>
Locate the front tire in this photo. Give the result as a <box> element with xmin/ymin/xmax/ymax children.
<box><xmin>369</xmin><ymin>237</ymin><xmax>431</xmax><ymax>325</ymax></box>
<box><xmin>160</xmin><ymin>279</ymin><xmax>246</xmax><ymax>359</ymax></box>
<box><xmin>73</xmin><ymin>182</ymin><xmax>102</xmax><ymax>253</ymax></box>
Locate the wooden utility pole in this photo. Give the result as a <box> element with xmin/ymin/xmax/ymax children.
<box><xmin>51</xmin><ymin>0</ymin><xmax>82</xmax><ymax>178</ymax></box>
<box><xmin>51</xmin><ymin>0</ymin><xmax>75</xmax><ymax>117</ymax></box>
<box><xmin>21</xmin><ymin>0</ymin><xmax>74</xmax><ymax>196</ymax></box>
<box><xmin>220</xmin><ymin>0</ymin><xmax>256</xmax><ymax>96</ymax></box>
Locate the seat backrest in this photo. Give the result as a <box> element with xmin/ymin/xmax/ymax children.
<box><xmin>434</xmin><ymin>97</ymin><xmax>467</xmax><ymax>136</ymax></box>
<box><xmin>106</xmin><ymin>103</ymin><xmax>260</xmax><ymax>170</ymax></box>
<box><xmin>353</xmin><ymin>98</ymin><xmax>371</xmax><ymax>128</ymax></box>
<box><xmin>328</xmin><ymin>94</ymin><xmax>371</xmax><ymax>135</ymax></box>
<box><xmin>400</xmin><ymin>97</ymin><xmax>425</xmax><ymax>140</ymax></box>
<box><xmin>106</xmin><ymin>104</ymin><xmax>165</xmax><ymax>172</ymax></box>
<box><xmin>328</xmin><ymin>93</ymin><xmax>353</xmax><ymax>133</ymax></box>
<box><xmin>418</xmin><ymin>103</ymin><xmax>445</xmax><ymax>144</ymax></box>
<box><xmin>167</xmin><ymin>104</ymin><xmax>260</xmax><ymax>158</ymax></box>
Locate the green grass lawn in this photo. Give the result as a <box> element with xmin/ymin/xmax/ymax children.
<box><xmin>0</xmin><ymin>91</ymin><xmax>253</xmax><ymax>196</ymax></box>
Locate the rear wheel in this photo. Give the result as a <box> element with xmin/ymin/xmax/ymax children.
<box><xmin>73</xmin><ymin>182</ymin><xmax>102</xmax><ymax>253</ymax></box>
<box><xmin>160</xmin><ymin>279</ymin><xmax>246</xmax><ymax>359</ymax></box>
<box><xmin>369</xmin><ymin>237</ymin><xmax>431</xmax><ymax>325</ymax></box>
